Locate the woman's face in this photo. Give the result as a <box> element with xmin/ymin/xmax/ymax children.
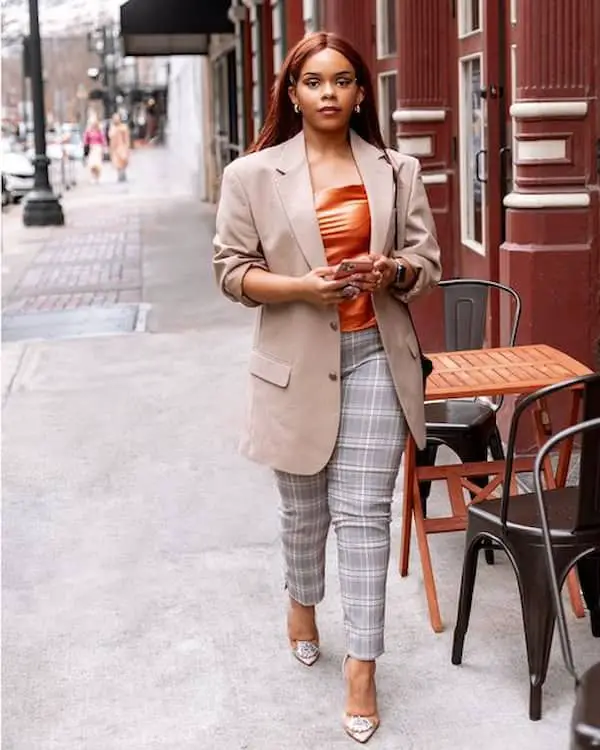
<box><xmin>289</xmin><ymin>48</ymin><xmax>364</xmax><ymax>133</ymax></box>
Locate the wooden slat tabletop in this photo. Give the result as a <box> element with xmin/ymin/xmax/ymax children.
<box><xmin>425</xmin><ymin>344</ymin><xmax>592</xmax><ymax>400</ymax></box>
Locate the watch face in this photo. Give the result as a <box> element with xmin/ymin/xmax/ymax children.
<box><xmin>396</xmin><ymin>263</ymin><xmax>406</xmax><ymax>285</ymax></box>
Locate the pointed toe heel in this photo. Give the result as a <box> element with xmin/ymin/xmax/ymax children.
<box><xmin>342</xmin><ymin>656</ymin><xmax>380</xmax><ymax>744</ymax></box>
<box><xmin>291</xmin><ymin>639</ymin><xmax>320</xmax><ymax>666</ymax></box>
<box><xmin>343</xmin><ymin>714</ymin><xmax>380</xmax><ymax>744</ymax></box>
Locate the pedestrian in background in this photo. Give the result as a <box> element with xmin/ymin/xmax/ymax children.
<box><xmin>109</xmin><ymin>113</ymin><xmax>131</xmax><ymax>183</ymax></box>
<box><xmin>83</xmin><ymin>117</ymin><xmax>106</xmax><ymax>183</ymax></box>
<box><xmin>213</xmin><ymin>31</ymin><xmax>441</xmax><ymax>744</ymax></box>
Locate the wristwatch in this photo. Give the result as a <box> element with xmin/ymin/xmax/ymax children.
<box><xmin>394</xmin><ymin>261</ymin><xmax>407</xmax><ymax>287</ymax></box>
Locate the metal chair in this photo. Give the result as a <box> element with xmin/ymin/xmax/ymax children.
<box><xmin>534</xmin><ymin>418</ymin><xmax>600</xmax><ymax>748</ymax></box>
<box><xmin>417</xmin><ymin>279</ymin><xmax>522</xmax><ymax>517</ymax></box>
<box><xmin>451</xmin><ymin>373</ymin><xmax>600</xmax><ymax>721</ymax></box>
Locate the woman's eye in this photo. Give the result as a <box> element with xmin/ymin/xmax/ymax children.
<box><xmin>305</xmin><ymin>79</ymin><xmax>320</xmax><ymax>88</ymax></box>
<box><xmin>337</xmin><ymin>79</ymin><xmax>352</xmax><ymax>87</ymax></box>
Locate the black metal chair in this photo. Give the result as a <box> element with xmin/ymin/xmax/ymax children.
<box><xmin>533</xmin><ymin>418</ymin><xmax>600</xmax><ymax>748</ymax></box>
<box><xmin>451</xmin><ymin>373</ymin><xmax>600</xmax><ymax>721</ymax></box>
<box><xmin>417</xmin><ymin>279</ymin><xmax>522</xmax><ymax>515</ymax></box>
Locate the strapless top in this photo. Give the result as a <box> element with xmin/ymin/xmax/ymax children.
<box><xmin>315</xmin><ymin>184</ymin><xmax>376</xmax><ymax>333</ymax></box>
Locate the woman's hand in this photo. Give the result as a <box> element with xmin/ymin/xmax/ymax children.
<box><xmin>371</xmin><ymin>255</ymin><xmax>417</xmax><ymax>290</ymax></box>
<box><xmin>297</xmin><ymin>268</ymin><xmax>364</xmax><ymax>307</ymax></box>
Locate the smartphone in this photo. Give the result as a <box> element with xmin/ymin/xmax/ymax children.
<box><xmin>333</xmin><ymin>258</ymin><xmax>374</xmax><ymax>280</ymax></box>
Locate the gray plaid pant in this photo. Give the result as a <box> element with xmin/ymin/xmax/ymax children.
<box><xmin>275</xmin><ymin>326</ymin><xmax>406</xmax><ymax>660</ymax></box>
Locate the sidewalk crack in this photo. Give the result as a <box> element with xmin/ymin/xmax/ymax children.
<box><xmin>2</xmin><ymin>344</ymin><xmax>29</xmax><ymax>409</ymax></box>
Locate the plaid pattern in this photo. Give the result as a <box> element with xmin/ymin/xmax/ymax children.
<box><xmin>275</xmin><ymin>326</ymin><xmax>406</xmax><ymax>660</ymax></box>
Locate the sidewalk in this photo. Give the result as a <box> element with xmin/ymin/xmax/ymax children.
<box><xmin>2</xmin><ymin>147</ymin><xmax>596</xmax><ymax>750</ymax></box>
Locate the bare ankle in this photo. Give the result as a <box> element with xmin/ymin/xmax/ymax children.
<box><xmin>289</xmin><ymin>597</ymin><xmax>314</xmax><ymax>612</ymax></box>
<box><xmin>346</xmin><ymin>657</ymin><xmax>376</xmax><ymax>679</ymax></box>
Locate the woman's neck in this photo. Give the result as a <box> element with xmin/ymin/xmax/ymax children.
<box><xmin>303</xmin><ymin>124</ymin><xmax>351</xmax><ymax>158</ymax></box>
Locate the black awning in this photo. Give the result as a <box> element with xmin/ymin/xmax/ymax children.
<box><xmin>120</xmin><ymin>0</ymin><xmax>233</xmax><ymax>56</ymax></box>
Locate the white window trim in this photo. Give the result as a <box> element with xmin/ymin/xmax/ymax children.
<box><xmin>272</xmin><ymin>0</ymin><xmax>285</xmax><ymax>73</ymax></box>
<box><xmin>458</xmin><ymin>0</ymin><xmax>483</xmax><ymax>39</ymax></box>
<box><xmin>376</xmin><ymin>0</ymin><xmax>396</xmax><ymax>59</ymax></box>
<box><xmin>458</xmin><ymin>52</ymin><xmax>486</xmax><ymax>255</ymax></box>
<box><xmin>303</xmin><ymin>0</ymin><xmax>318</xmax><ymax>33</ymax></box>
<box><xmin>250</xmin><ymin>4</ymin><xmax>263</xmax><ymax>137</ymax></box>
<box><xmin>377</xmin><ymin>71</ymin><xmax>397</xmax><ymax>145</ymax></box>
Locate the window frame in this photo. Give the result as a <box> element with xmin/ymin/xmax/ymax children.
<box><xmin>271</xmin><ymin>0</ymin><xmax>286</xmax><ymax>73</ymax></box>
<box><xmin>377</xmin><ymin>71</ymin><xmax>398</xmax><ymax>148</ymax></box>
<box><xmin>376</xmin><ymin>0</ymin><xmax>397</xmax><ymax>59</ymax></box>
<box><xmin>458</xmin><ymin>52</ymin><xmax>486</xmax><ymax>255</ymax></box>
<box><xmin>458</xmin><ymin>0</ymin><xmax>482</xmax><ymax>39</ymax></box>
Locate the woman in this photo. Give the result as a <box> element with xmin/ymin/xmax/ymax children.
<box><xmin>109</xmin><ymin>113</ymin><xmax>131</xmax><ymax>182</ymax></box>
<box><xmin>83</xmin><ymin>118</ymin><xmax>106</xmax><ymax>183</ymax></box>
<box><xmin>213</xmin><ymin>32</ymin><xmax>441</xmax><ymax>743</ymax></box>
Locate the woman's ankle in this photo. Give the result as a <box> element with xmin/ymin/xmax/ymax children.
<box><xmin>289</xmin><ymin>596</ymin><xmax>315</xmax><ymax>613</ymax></box>
<box><xmin>287</xmin><ymin>598</ymin><xmax>318</xmax><ymax>641</ymax></box>
<box><xmin>345</xmin><ymin>659</ymin><xmax>378</xmax><ymax>717</ymax></box>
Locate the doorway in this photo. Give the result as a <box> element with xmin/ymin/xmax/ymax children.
<box><xmin>451</xmin><ymin>0</ymin><xmax>516</xmax><ymax>343</ymax></box>
<box><xmin>452</xmin><ymin>0</ymin><xmax>515</xmax><ymax>282</ymax></box>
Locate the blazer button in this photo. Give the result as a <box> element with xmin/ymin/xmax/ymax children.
<box><xmin>328</xmin><ymin>372</ymin><xmax>338</xmax><ymax>381</ymax></box>
<box><xmin>330</xmin><ymin>321</ymin><xmax>339</xmax><ymax>331</ymax></box>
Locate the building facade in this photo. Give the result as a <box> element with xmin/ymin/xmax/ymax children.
<box><xmin>120</xmin><ymin>0</ymin><xmax>600</xmax><ymax>370</ymax></box>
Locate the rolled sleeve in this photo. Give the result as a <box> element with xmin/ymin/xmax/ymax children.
<box><xmin>391</xmin><ymin>160</ymin><xmax>442</xmax><ymax>305</ymax></box>
<box><xmin>213</xmin><ymin>164</ymin><xmax>268</xmax><ymax>307</ymax></box>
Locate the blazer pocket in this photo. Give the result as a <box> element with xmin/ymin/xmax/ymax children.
<box><xmin>249</xmin><ymin>350</ymin><xmax>292</xmax><ymax>388</ymax></box>
<box><xmin>406</xmin><ymin>330</ymin><xmax>420</xmax><ymax>360</ymax></box>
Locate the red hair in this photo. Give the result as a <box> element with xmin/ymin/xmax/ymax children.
<box><xmin>248</xmin><ymin>31</ymin><xmax>387</xmax><ymax>154</ymax></box>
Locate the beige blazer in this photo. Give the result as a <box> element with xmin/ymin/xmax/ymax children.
<box><xmin>213</xmin><ymin>130</ymin><xmax>442</xmax><ymax>475</ymax></box>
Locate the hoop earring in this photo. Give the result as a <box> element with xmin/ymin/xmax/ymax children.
<box><xmin>354</xmin><ymin>104</ymin><xmax>361</xmax><ymax>114</ymax></box>
<box><xmin>294</xmin><ymin>103</ymin><xmax>301</xmax><ymax>114</ymax></box>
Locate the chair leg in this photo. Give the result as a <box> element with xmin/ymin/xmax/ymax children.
<box><xmin>451</xmin><ymin>534</ymin><xmax>482</xmax><ymax>666</ymax></box>
<box><xmin>488</xmin><ymin>425</ymin><xmax>505</xmax><ymax>461</ymax></box>
<box><xmin>483</xmin><ymin>427</ymin><xmax>505</xmax><ymax>566</ymax></box>
<box><xmin>451</xmin><ymin>434</ymin><xmax>496</xmax><ymax>567</ymax></box>
<box><xmin>416</xmin><ymin>442</ymin><xmax>439</xmax><ymax>518</ymax></box>
<box><xmin>517</xmin><ymin>559</ymin><xmax>557</xmax><ymax>721</ymax></box>
<box><xmin>577</xmin><ymin>550</ymin><xmax>600</xmax><ymax>637</ymax></box>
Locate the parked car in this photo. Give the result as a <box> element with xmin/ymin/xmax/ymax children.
<box><xmin>1</xmin><ymin>151</ymin><xmax>35</xmax><ymax>203</ymax></box>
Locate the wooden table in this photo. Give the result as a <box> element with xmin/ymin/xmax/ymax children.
<box><xmin>400</xmin><ymin>344</ymin><xmax>593</xmax><ymax>633</ymax></box>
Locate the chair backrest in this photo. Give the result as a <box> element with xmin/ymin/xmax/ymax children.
<box><xmin>501</xmin><ymin>373</ymin><xmax>600</xmax><ymax>530</ymax></box>
<box><xmin>533</xmin><ymin>416</ymin><xmax>600</xmax><ymax>682</ymax></box>
<box><xmin>439</xmin><ymin>279</ymin><xmax>521</xmax><ymax>352</ymax></box>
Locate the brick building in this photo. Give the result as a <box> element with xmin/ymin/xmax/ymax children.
<box><xmin>120</xmin><ymin>0</ymin><xmax>600</xmax><ymax>369</ymax></box>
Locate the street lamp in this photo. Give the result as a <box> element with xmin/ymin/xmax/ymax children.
<box><xmin>22</xmin><ymin>0</ymin><xmax>64</xmax><ymax>227</ymax></box>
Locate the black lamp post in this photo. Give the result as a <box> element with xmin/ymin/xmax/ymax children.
<box><xmin>22</xmin><ymin>0</ymin><xmax>64</xmax><ymax>227</ymax></box>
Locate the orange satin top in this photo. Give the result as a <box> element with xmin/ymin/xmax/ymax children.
<box><xmin>314</xmin><ymin>184</ymin><xmax>376</xmax><ymax>333</ymax></box>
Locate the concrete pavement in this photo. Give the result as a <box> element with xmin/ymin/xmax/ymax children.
<box><xmin>2</xmin><ymin>147</ymin><xmax>598</xmax><ymax>750</ymax></box>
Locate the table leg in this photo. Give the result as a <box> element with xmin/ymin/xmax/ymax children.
<box><xmin>532</xmin><ymin>392</ymin><xmax>585</xmax><ymax>619</ymax></box>
<box><xmin>400</xmin><ymin>437</ymin><xmax>415</xmax><ymax>577</ymax></box>
<box><xmin>412</xmin><ymin>471</ymin><xmax>444</xmax><ymax>633</ymax></box>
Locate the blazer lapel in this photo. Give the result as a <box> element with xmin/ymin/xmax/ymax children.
<box><xmin>273</xmin><ymin>131</ymin><xmax>327</xmax><ymax>270</ymax></box>
<box><xmin>350</xmin><ymin>131</ymin><xmax>395</xmax><ymax>257</ymax></box>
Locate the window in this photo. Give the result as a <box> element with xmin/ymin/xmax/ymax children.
<box><xmin>303</xmin><ymin>0</ymin><xmax>319</xmax><ymax>34</ymax></box>
<box><xmin>378</xmin><ymin>72</ymin><xmax>397</xmax><ymax>147</ymax></box>
<box><xmin>459</xmin><ymin>55</ymin><xmax>485</xmax><ymax>251</ymax></box>
<box><xmin>250</xmin><ymin>4</ymin><xmax>264</xmax><ymax>136</ymax></box>
<box><xmin>272</xmin><ymin>0</ymin><xmax>285</xmax><ymax>73</ymax></box>
<box><xmin>376</xmin><ymin>0</ymin><xmax>397</xmax><ymax>58</ymax></box>
<box><xmin>459</xmin><ymin>0</ymin><xmax>481</xmax><ymax>36</ymax></box>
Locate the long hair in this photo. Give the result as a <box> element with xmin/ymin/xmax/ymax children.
<box><xmin>248</xmin><ymin>32</ymin><xmax>387</xmax><ymax>153</ymax></box>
